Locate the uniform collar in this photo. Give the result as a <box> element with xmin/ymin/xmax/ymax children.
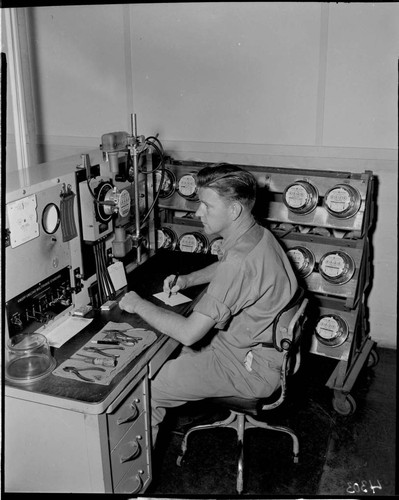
<box><xmin>220</xmin><ymin>215</ymin><xmax>257</xmax><ymax>256</ymax></box>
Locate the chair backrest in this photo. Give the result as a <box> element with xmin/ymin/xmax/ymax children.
<box><xmin>262</xmin><ymin>287</ymin><xmax>308</xmax><ymax>410</ymax></box>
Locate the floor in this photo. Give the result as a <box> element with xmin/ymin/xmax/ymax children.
<box><xmin>145</xmin><ymin>347</ymin><xmax>396</xmax><ymax>497</ymax></box>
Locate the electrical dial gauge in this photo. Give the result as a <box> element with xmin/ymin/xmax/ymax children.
<box><xmin>156</xmin><ymin>227</ymin><xmax>177</xmax><ymax>250</ymax></box>
<box><xmin>178</xmin><ymin>232</ymin><xmax>208</xmax><ymax>253</ymax></box>
<box><xmin>42</xmin><ymin>203</ymin><xmax>60</xmax><ymax>234</ymax></box>
<box><xmin>286</xmin><ymin>247</ymin><xmax>315</xmax><ymax>278</ymax></box>
<box><xmin>315</xmin><ymin>315</ymin><xmax>349</xmax><ymax>347</ymax></box>
<box><xmin>324</xmin><ymin>184</ymin><xmax>361</xmax><ymax>219</ymax></box>
<box><xmin>177</xmin><ymin>174</ymin><xmax>198</xmax><ymax>200</ymax></box>
<box><xmin>283</xmin><ymin>181</ymin><xmax>319</xmax><ymax>215</ymax></box>
<box><xmin>319</xmin><ymin>251</ymin><xmax>355</xmax><ymax>285</ymax></box>
<box><xmin>154</xmin><ymin>169</ymin><xmax>176</xmax><ymax>199</ymax></box>
<box><xmin>209</xmin><ymin>237</ymin><xmax>223</xmax><ymax>256</ymax></box>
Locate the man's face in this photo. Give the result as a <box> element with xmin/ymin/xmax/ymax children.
<box><xmin>195</xmin><ymin>187</ymin><xmax>232</xmax><ymax>235</ymax></box>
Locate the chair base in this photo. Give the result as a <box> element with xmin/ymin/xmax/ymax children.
<box><xmin>176</xmin><ymin>410</ymin><xmax>299</xmax><ymax>494</ymax></box>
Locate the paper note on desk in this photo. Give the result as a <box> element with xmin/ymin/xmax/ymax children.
<box><xmin>153</xmin><ymin>291</ymin><xmax>192</xmax><ymax>307</ymax></box>
<box><xmin>41</xmin><ymin>315</ymin><xmax>93</xmax><ymax>348</ymax></box>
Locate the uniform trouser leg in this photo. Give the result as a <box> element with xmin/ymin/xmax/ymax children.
<box><xmin>150</xmin><ymin>346</ymin><xmax>240</xmax><ymax>446</ymax></box>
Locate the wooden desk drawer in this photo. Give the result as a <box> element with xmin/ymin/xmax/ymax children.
<box><xmin>110</xmin><ymin>412</ymin><xmax>149</xmax><ymax>487</ymax></box>
<box><xmin>107</xmin><ymin>379</ymin><xmax>145</xmax><ymax>451</ymax></box>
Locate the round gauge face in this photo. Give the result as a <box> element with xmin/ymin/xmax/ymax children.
<box><xmin>315</xmin><ymin>315</ymin><xmax>349</xmax><ymax>347</ymax></box>
<box><xmin>209</xmin><ymin>237</ymin><xmax>223</xmax><ymax>256</ymax></box>
<box><xmin>324</xmin><ymin>184</ymin><xmax>361</xmax><ymax>218</ymax></box>
<box><xmin>178</xmin><ymin>233</ymin><xmax>206</xmax><ymax>253</ymax></box>
<box><xmin>287</xmin><ymin>247</ymin><xmax>315</xmax><ymax>278</ymax></box>
<box><xmin>42</xmin><ymin>203</ymin><xmax>60</xmax><ymax>234</ymax></box>
<box><xmin>157</xmin><ymin>228</ymin><xmax>176</xmax><ymax>250</ymax></box>
<box><xmin>283</xmin><ymin>181</ymin><xmax>318</xmax><ymax>214</ymax></box>
<box><xmin>154</xmin><ymin>169</ymin><xmax>176</xmax><ymax>198</ymax></box>
<box><xmin>319</xmin><ymin>251</ymin><xmax>355</xmax><ymax>284</ymax></box>
<box><xmin>178</xmin><ymin>174</ymin><xmax>197</xmax><ymax>198</ymax></box>
<box><xmin>117</xmin><ymin>189</ymin><xmax>131</xmax><ymax>218</ymax></box>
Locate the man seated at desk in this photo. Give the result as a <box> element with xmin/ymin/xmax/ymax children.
<box><xmin>119</xmin><ymin>163</ymin><xmax>298</xmax><ymax>446</ymax></box>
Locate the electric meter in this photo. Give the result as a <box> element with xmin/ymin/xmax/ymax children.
<box><xmin>177</xmin><ymin>174</ymin><xmax>198</xmax><ymax>200</ymax></box>
<box><xmin>209</xmin><ymin>237</ymin><xmax>223</xmax><ymax>256</ymax></box>
<box><xmin>319</xmin><ymin>251</ymin><xmax>355</xmax><ymax>285</ymax></box>
<box><xmin>156</xmin><ymin>227</ymin><xmax>177</xmax><ymax>250</ymax></box>
<box><xmin>42</xmin><ymin>203</ymin><xmax>60</xmax><ymax>234</ymax></box>
<box><xmin>178</xmin><ymin>232</ymin><xmax>208</xmax><ymax>253</ymax></box>
<box><xmin>323</xmin><ymin>184</ymin><xmax>361</xmax><ymax>219</ymax></box>
<box><xmin>283</xmin><ymin>181</ymin><xmax>319</xmax><ymax>215</ymax></box>
<box><xmin>315</xmin><ymin>314</ymin><xmax>349</xmax><ymax>347</ymax></box>
<box><xmin>286</xmin><ymin>246</ymin><xmax>315</xmax><ymax>278</ymax></box>
<box><xmin>154</xmin><ymin>169</ymin><xmax>176</xmax><ymax>198</ymax></box>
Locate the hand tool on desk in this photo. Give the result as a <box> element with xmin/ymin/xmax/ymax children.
<box><xmin>74</xmin><ymin>353</ymin><xmax>118</xmax><ymax>367</ymax></box>
<box><xmin>102</xmin><ymin>329</ymin><xmax>143</xmax><ymax>346</ymax></box>
<box><xmin>63</xmin><ymin>366</ymin><xmax>105</xmax><ymax>382</ymax></box>
<box><xmin>83</xmin><ymin>346</ymin><xmax>123</xmax><ymax>358</ymax></box>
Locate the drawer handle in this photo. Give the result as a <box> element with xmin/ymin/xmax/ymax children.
<box><xmin>117</xmin><ymin>400</ymin><xmax>140</xmax><ymax>425</ymax></box>
<box><xmin>120</xmin><ymin>436</ymin><xmax>142</xmax><ymax>463</ymax></box>
<box><xmin>130</xmin><ymin>470</ymin><xmax>144</xmax><ymax>494</ymax></box>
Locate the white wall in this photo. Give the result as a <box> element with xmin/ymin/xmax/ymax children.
<box><xmin>4</xmin><ymin>2</ymin><xmax>398</xmax><ymax>348</ymax></box>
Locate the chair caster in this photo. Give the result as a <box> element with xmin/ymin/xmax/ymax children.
<box><xmin>293</xmin><ymin>455</ymin><xmax>299</xmax><ymax>464</ymax></box>
<box><xmin>176</xmin><ymin>454</ymin><xmax>185</xmax><ymax>467</ymax></box>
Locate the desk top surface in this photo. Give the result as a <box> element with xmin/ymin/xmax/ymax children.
<box><xmin>5</xmin><ymin>250</ymin><xmax>217</xmax><ymax>413</ymax></box>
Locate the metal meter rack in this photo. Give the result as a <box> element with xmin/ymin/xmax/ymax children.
<box><xmin>152</xmin><ymin>159</ymin><xmax>377</xmax><ymax>415</ymax></box>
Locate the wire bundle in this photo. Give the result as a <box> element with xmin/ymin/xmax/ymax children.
<box><xmin>93</xmin><ymin>239</ymin><xmax>115</xmax><ymax>304</ymax></box>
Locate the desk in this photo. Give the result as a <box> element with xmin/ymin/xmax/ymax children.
<box><xmin>5</xmin><ymin>250</ymin><xmax>216</xmax><ymax>493</ymax></box>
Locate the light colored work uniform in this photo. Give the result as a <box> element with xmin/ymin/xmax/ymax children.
<box><xmin>151</xmin><ymin>220</ymin><xmax>298</xmax><ymax>444</ymax></box>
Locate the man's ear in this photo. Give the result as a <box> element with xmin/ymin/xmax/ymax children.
<box><xmin>230</xmin><ymin>202</ymin><xmax>243</xmax><ymax>221</ymax></box>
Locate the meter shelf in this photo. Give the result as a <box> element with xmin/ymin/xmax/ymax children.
<box><xmin>274</xmin><ymin>230</ymin><xmax>371</xmax><ymax>309</ymax></box>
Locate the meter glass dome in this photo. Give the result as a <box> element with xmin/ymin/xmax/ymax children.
<box><xmin>324</xmin><ymin>184</ymin><xmax>361</xmax><ymax>219</ymax></box>
<box><xmin>154</xmin><ymin>169</ymin><xmax>176</xmax><ymax>199</ymax></box>
<box><xmin>283</xmin><ymin>181</ymin><xmax>318</xmax><ymax>214</ymax></box>
<box><xmin>178</xmin><ymin>232</ymin><xmax>208</xmax><ymax>253</ymax></box>
<box><xmin>156</xmin><ymin>227</ymin><xmax>176</xmax><ymax>250</ymax></box>
<box><xmin>287</xmin><ymin>246</ymin><xmax>315</xmax><ymax>278</ymax></box>
<box><xmin>319</xmin><ymin>251</ymin><xmax>355</xmax><ymax>285</ymax></box>
<box><xmin>315</xmin><ymin>315</ymin><xmax>349</xmax><ymax>347</ymax></box>
<box><xmin>177</xmin><ymin>174</ymin><xmax>198</xmax><ymax>199</ymax></box>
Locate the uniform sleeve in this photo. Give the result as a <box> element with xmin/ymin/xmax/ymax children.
<box><xmin>193</xmin><ymin>256</ymin><xmax>255</xmax><ymax>328</ymax></box>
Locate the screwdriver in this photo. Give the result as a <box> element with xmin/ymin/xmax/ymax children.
<box><xmin>74</xmin><ymin>353</ymin><xmax>117</xmax><ymax>367</ymax></box>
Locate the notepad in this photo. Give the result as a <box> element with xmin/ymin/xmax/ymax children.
<box><xmin>153</xmin><ymin>291</ymin><xmax>192</xmax><ymax>307</ymax></box>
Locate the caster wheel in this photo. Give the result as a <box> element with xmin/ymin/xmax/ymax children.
<box><xmin>176</xmin><ymin>454</ymin><xmax>185</xmax><ymax>467</ymax></box>
<box><xmin>293</xmin><ymin>455</ymin><xmax>299</xmax><ymax>464</ymax></box>
<box><xmin>332</xmin><ymin>393</ymin><xmax>356</xmax><ymax>416</ymax></box>
<box><xmin>367</xmin><ymin>348</ymin><xmax>379</xmax><ymax>368</ymax></box>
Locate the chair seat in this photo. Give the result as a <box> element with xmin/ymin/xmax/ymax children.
<box><xmin>205</xmin><ymin>388</ymin><xmax>282</xmax><ymax>416</ymax></box>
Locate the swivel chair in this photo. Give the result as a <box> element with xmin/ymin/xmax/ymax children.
<box><xmin>176</xmin><ymin>287</ymin><xmax>309</xmax><ymax>494</ymax></box>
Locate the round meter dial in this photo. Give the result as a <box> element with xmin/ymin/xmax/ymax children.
<box><xmin>283</xmin><ymin>181</ymin><xmax>319</xmax><ymax>215</ymax></box>
<box><xmin>315</xmin><ymin>315</ymin><xmax>349</xmax><ymax>347</ymax></box>
<box><xmin>42</xmin><ymin>203</ymin><xmax>60</xmax><ymax>234</ymax></box>
<box><xmin>156</xmin><ymin>227</ymin><xmax>177</xmax><ymax>250</ymax></box>
<box><xmin>154</xmin><ymin>169</ymin><xmax>176</xmax><ymax>199</ymax></box>
<box><xmin>287</xmin><ymin>247</ymin><xmax>315</xmax><ymax>278</ymax></box>
<box><xmin>319</xmin><ymin>251</ymin><xmax>355</xmax><ymax>285</ymax></box>
<box><xmin>324</xmin><ymin>184</ymin><xmax>361</xmax><ymax>219</ymax></box>
<box><xmin>96</xmin><ymin>182</ymin><xmax>114</xmax><ymax>222</ymax></box>
<box><xmin>177</xmin><ymin>174</ymin><xmax>198</xmax><ymax>199</ymax></box>
<box><xmin>178</xmin><ymin>232</ymin><xmax>208</xmax><ymax>253</ymax></box>
<box><xmin>209</xmin><ymin>237</ymin><xmax>223</xmax><ymax>256</ymax></box>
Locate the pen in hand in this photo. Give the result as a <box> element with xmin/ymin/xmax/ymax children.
<box><xmin>168</xmin><ymin>272</ymin><xmax>179</xmax><ymax>298</ymax></box>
